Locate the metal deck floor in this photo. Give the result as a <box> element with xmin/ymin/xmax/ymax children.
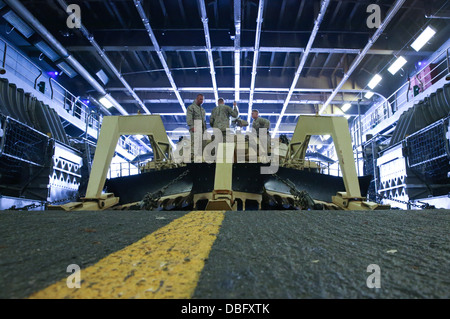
<box><xmin>0</xmin><ymin>209</ymin><xmax>449</xmax><ymax>299</ymax></box>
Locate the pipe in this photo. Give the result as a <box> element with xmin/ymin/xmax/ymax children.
<box><xmin>272</xmin><ymin>0</ymin><xmax>331</xmax><ymax>138</ymax></box>
<box><xmin>3</xmin><ymin>0</ymin><xmax>129</xmax><ymax>116</ymax></box>
<box><xmin>319</xmin><ymin>0</ymin><xmax>406</xmax><ymax>114</ymax></box>
<box><xmin>56</xmin><ymin>0</ymin><xmax>151</xmax><ymax>115</ymax></box>
<box><xmin>247</xmin><ymin>0</ymin><xmax>265</xmax><ymax>127</ymax></box>
<box><xmin>198</xmin><ymin>0</ymin><xmax>219</xmax><ymax>102</ymax></box>
<box><xmin>134</xmin><ymin>0</ymin><xmax>186</xmax><ymax>113</ymax></box>
<box><xmin>234</xmin><ymin>0</ymin><xmax>241</xmax><ymax>102</ymax></box>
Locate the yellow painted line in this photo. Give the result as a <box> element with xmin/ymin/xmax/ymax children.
<box><xmin>29</xmin><ymin>211</ymin><xmax>225</xmax><ymax>299</ymax></box>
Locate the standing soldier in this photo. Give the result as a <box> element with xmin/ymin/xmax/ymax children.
<box><xmin>186</xmin><ymin>94</ymin><xmax>207</xmax><ymax>161</ymax></box>
<box><xmin>251</xmin><ymin>109</ymin><xmax>270</xmax><ymax>136</ymax></box>
<box><xmin>251</xmin><ymin>109</ymin><xmax>271</xmax><ymax>153</ymax></box>
<box><xmin>210</xmin><ymin>98</ymin><xmax>239</xmax><ymax>140</ymax></box>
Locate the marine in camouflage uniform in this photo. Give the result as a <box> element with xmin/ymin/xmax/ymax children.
<box><xmin>210</xmin><ymin>98</ymin><xmax>239</xmax><ymax>141</ymax></box>
<box><xmin>251</xmin><ymin>109</ymin><xmax>271</xmax><ymax>153</ymax></box>
<box><xmin>251</xmin><ymin>110</ymin><xmax>270</xmax><ymax>136</ymax></box>
<box><xmin>186</xmin><ymin>94</ymin><xmax>207</xmax><ymax>160</ymax></box>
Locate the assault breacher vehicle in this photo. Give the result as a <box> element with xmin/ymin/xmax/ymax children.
<box><xmin>52</xmin><ymin>114</ymin><xmax>388</xmax><ymax>211</ymax></box>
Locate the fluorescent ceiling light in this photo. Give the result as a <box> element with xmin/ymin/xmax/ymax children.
<box><xmin>388</xmin><ymin>56</ymin><xmax>407</xmax><ymax>75</ymax></box>
<box><xmin>99</xmin><ymin>96</ymin><xmax>114</xmax><ymax>109</ymax></box>
<box><xmin>365</xmin><ymin>91</ymin><xmax>374</xmax><ymax>99</ymax></box>
<box><xmin>411</xmin><ymin>26</ymin><xmax>436</xmax><ymax>51</ymax></box>
<box><xmin>341</xmin><ymin>103</ymin><xmax>351</xmax><ymax>112</ymax></box>
<box><xmin>368</xmin><ymin>74</ymin><xmax>382</xmax><ymax>89</ymax></box>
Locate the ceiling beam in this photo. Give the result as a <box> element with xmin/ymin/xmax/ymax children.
<box><xmin>234</xmin><ymin>0</ymin><xmax>241</xmax><ymax>101</ymax></box>
<box><xmin>3</xmin><ymin>0</ymin><xmax>131</xmax><ymax>116</ymax></box>
<box><xmin>56</xmin><ymin>0</ymin><xmax>151</xmax><ymax>115</ymax></box>
<box><xmin>108</xmin><ymin>87</ymin><xmax>374</xmax><ymax>94</ymax></box>
<box><xmin>272</xmin><ymin>0</ymin><xmax>331</xmax><ymax>138</ymax></box>
<box><xmin>134</xmin><ymin>0</ymin><xmax>186</xmax><ymax>113</ymax></box>
<box><xmin>247</xmin><ymin>0</ymin><xmax>265</xmax><ymax>124</ymax></box>
<box><xmin>62</xmin><ymin>46</ymin><xmax>431</xmax><ymax>56</ymax></box>
<box><xmin>319</xmin><ymin>53</ymin><xmax>334</xmax><ymax>77</ymax></box>
<box><xmin>198</xmin><ymin>0</ymin><xmax>219</xmax><ymax>102</ymax></box>
<box><xmin>319</xmin><ymin>0</ymin><xmax>406</xmax><ymax>114</ymax></box>
<box><xmin>115</xmin><ymin>98</ymin><xmax>371</xmax><ymax>106</ymax></box>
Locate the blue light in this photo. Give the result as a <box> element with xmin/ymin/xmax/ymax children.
<box><xmin>47</xmin><ymin>71</ymin><xmax>59</xmax><ymax>78</ymax></box>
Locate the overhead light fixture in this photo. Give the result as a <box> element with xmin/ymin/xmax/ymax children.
<box><xmin>35</xmin><ymin>41</ymin><xmax>60</xmax><ymax>62</ymax></box>
<box><xmin>388</xmin><ymin>56</ymin><xmax>407</xmax><ymax>75</ymax></box>
<box><xmin>2</xmin><ymin>10</ymin><xmax>34</xmax><ymax>38</ymax></box>
<box><xmin>96</xmin><ymin>69</ymin><xmax>109</xmax><ymax>85</ymax></box>
<box><xmin>99</xmin><ymin>96</ymin><xmax>114</xmax><ymax>109</ymax></box>
<box><xmin>341</xmin><ymin>103</ymin><xmax>351</xmax><ymax>112</ymax></box>
<box><xmin>47</xmin><ymin>71</ymin><xmax>59</xmax><ymax>78</ymax></box>
<box><xmin>368</xmin><ymin>74</ymin><xmax>382</xmax><ymax>89</ymax></box>
<box><xmin>411</xmin><ymin>26</ymin><xmax>436</xmax><ymax>51</ymax></box>
<box><xmin>365</xmin><ymin>91</ymin><xmax>374</xmax><ymax>99</ymax></box>
<box><xmin>57</xmin><ymin>61</ymin><xmax>78</xmax><ymax>78</ymax></box>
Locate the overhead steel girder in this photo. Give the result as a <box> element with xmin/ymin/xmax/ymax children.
<box><xmin>64</xmin><ymin>46</ymin><xmax>432</xmax><ymax>56</ymax></box>
<box><xmin>134</xmin><ymin>0</ymin><xmax>186</xmax><ymax>113</ymax></box>
<box><xmin>234</xmin><ymin>0</ymin><xmax>241</xmax><ymax>102</ymax></box>
<box><xmin>247</xmin><ymin>0</ymin><xmax>265</xmax><ymax>127</ymax></box>
<box><xmin>272</xmin><ymin>0</ymin><xmax>331</xmax><ymax>138</ymax></box>
<box><xmin>319</xmin><ymin>0</ymin><xmax>406</xmax><ymax>114</ymax></box>
<box><xmin>108</xmin><ymin>87</ymin><xmax>375</xmax><ymax>94</ymax></box>
<box><xmin>3</xmin><ymin>0</ymin><xmax>129</xmax><ymax>116</ymax></box>
<box><xmin>115</xmin><ymin>98</ymin><xmax>371</xmax><ymax>106</ymax></box>
<box><xmin>198</xmin><ymin>0</ymin><xmax>219</xmax><ymax>102</ymax></box>
<box><xmin>56</xmin><ymin>0</ymin><xmax>151</xmax><ymax>115</ymax></box>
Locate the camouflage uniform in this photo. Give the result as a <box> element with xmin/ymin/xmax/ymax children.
<box><xmin>210</xmin><ymin>104</ymin><xmax>239</xmax><ymax>139</ymax></box>
<box><xmin>186</xmin><ymin>102</ymin><xmax>207</xmax><ymax>132</ymax></box>
<box><xmin>252</xmin><ymin>117</ymin><xmax>270</xmax><ymax>136</ymax></box>
<box><xmin>186</xmin><ymin>102</ymin><xmax>207</xmax><ymax>160</ymax></box>
<box><xmin>252</xmin><ymin>116</ymin><xmax>271</xmax><ymax>153</ymax></box>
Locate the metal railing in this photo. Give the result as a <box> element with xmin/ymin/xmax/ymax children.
<box><xmin>50</xmin><ymin>78</ymin><xmax>100</xmax><ymax>131</ymax></box>
<box><xmin>108</xmin><ymin>160</ymin><xmax>144</xmax><ymax>179</ymax></box>
<box><xmin>0</xmin><ymin>36</ymin><xmax>140</xmax><ymax>157</ymax></box>
<box><xmin>351</xmin><ymin>46</ymin><xmax>450</xmax><ymax>145</ymax></box>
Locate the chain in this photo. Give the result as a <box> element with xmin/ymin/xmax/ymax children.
<box><xmin>7</xmin><ymin>194</ymin><xmax>80</xmax><ymax>211</ymax></box>
<box><xmin>271</xmin><ymin>173</ymin><xmax>316</xmax><ymax>209</ymax></box>
<box><xmin>370</xmin><ymin>192</ymin><xmax>435</xmax><ymax>209</ymax></box>
<box><xmin>141</xmin><ymin>169</ymin><xmax>190</xmax><ymax>210</ymax></box>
